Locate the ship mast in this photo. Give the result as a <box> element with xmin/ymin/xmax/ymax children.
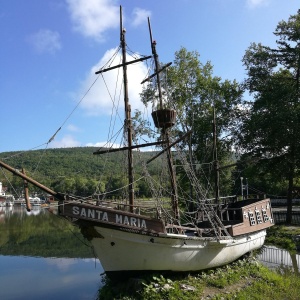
<box><xmin>120</xmin><ymin>7</ymin><xmax>134</xmax><ymax>212</ymax></box>
<box><xmin>213</xmin><ymin>107</ymin><xmax>220</xmax><ymax>204</ymax></box>
<box><xmin>148</xmin><ymin>18</ymin><xmax>179</xmax><ymax>221</ymax></box>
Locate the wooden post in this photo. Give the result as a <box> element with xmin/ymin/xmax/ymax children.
<box><xmin>22</xmin><ymin>168</ymin><xmax>31</xmax><ymax>212</ymax></box>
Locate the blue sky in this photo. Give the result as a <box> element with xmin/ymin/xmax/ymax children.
<box><xmin>1</xmin><ymin>0</ymin><xmax>299</xmax><ymax>152</ymax></box>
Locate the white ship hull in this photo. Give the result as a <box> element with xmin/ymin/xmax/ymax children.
<box><xmin>90</xmin><ymin>225</ymin><xmax>266</xmax><ymax>273</ymax></box>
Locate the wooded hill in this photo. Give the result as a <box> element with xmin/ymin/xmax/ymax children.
<box><xmin>0</xmin><ymin>147</ymin><xmax>164</xmax><ymax>199</ymax></box>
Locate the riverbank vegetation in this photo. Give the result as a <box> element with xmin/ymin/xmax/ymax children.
<box><xmin>98</xmin><ymin>255</ymin><xmax>300</xmax><ymax>299</ymax></box>
<box><xmin>265</xmin><ymin>225</ymin><xmax>300</xmax><ymax>252</ymax></box>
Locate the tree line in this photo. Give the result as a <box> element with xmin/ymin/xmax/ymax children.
<box><xmin>0</xmin><ymin>147</ymin><xmax>164</xmax><ymax>199</ymax></box>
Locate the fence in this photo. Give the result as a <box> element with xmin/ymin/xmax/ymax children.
<box><xmin>257</xmin><ymin>246</ymin><xmax>300</xmax><ymax>273</ymax></box>
<box><xmin>272</xmin><ymin>211</ymin><xmax>300</xmax><ymax>225</ymax></box>
<box><xmin>271</xmin><ymin>198</ymin><xmax>300</xmax><ymax>207</ymax></box>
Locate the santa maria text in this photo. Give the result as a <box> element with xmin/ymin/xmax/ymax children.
<box><xmin>72</xmin><ymin>206</ymin><xmax>147</xmax><ymax>229</ymax></box>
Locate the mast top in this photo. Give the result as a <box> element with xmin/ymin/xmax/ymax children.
<box><xmin>120</xmin><ymin>5</ymin><xmax>123</xmax><ymax>40</ymax></box>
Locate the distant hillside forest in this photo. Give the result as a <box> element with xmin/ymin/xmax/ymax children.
<box><xmin>0</xmin><ymin>147</ymin><xmax>164</xmax><ymax>199</ymax></box>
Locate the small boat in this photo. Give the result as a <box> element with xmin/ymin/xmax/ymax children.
<box><xmin>15</xmin><ymin>196</ymin><xmax>41</xmax><ymax>206</ymax></box>
<box><xmin>0</xmin><ymin>6</ymin><xmax>274</xmax><ymax>278</ymax></box>
<box><xmin>30</xmin><ymin>196</ymin><xmax>41</xmax><ymax>206</ymax></box>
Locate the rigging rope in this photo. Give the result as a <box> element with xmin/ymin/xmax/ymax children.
<box><xmin>47</xmin><ymin>74</ymin><xmax>101</xmax><ymax>146</ymax></box>
<box><xmin>174</xmin><ymin>142</ymin><xmax>231</xmax><ymax>238</ymax></box>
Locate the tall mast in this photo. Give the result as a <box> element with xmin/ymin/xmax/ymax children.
<box><xmin>148</xmin><ymin>18</ymin><xmax>164</xmax><ymax>110</ymax></box>
<box><xmin>148</xmin><ymin>17</ymin><xmax>179</xmax><ymax>220</ymax></box>
<box><xmin>213</xmin><ymin>107</ymin><xmax>220</xmax><ymax>203</ymax></box>
<box><xmin>120</xmin><ymin>6</ymin><xmax>134</xmax><ymax>212</ymax></box>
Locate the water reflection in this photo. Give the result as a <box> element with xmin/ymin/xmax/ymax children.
<box><xmin>257</xmin><ymin>246</ymin><xmax>300</xmax><ymax>275</ymax></box>
<box><xmin>0</xmin><ymin>206</ymin><xmax>104</xmax><ymax>300</ymax></box>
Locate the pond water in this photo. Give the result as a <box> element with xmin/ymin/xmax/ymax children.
<box><xmin>1</xmin><ymin>206</ymin><xmax>299</xmax><ymax>299</ymax></box>
<box><xmin>0</xmin><ymin>206</ymin><xmax>104</xmax><ymax>300</ymax></box>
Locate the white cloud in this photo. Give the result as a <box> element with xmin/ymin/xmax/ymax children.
<box><xmin>66</xmin><ymin>0</ymin><xmax>119</xmax><ymax>41</ymax></box>
<box><xmin>246</xmin><ymin>0</ymin><xmax>270</xmax><ymax>9</ymax></box>
<box><xmin>85</xmin><ymin>141</ymin><xmax>121</xmax><ymax>148</ymax></box>
<box><xmin>29</xmin><ymin>29</ymin><xmax>61</xmax><ymax>54</ymax></box>
<box><xmin>131</xmin><ymin>8</ymin><xmax>151</xmax><ymax>27</ymax></box>
<box><xmin>76</xmin><ymin>47</ymin><xmax>149</xmax><ymax>116</ymax></box>
<box><xmin>66</xmin><ymin>124</ymin><xmax>81</xmax><ymax>132</ymax></box>
<box><xmin>49</xmin><ymin>134</ymin><xmax>81</xmax><ymax>148</ymax></box>
<box><xmin>45</xmin><ymin>258</ymin><xmax>76</xmax><ymax>271</ymax></box>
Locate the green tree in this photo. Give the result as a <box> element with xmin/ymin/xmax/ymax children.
<box><xmin>167</xmin><ymin>48</ymin><xmax>242</xmax><ymax>198</ymax></box>
<box><xmin>141</xmin><ymin>47</ymin><xmax>243</xmax><ymax>203</ymax></box>
<box><xmin>237</xmin><ymin>10</ymin><xmax>300</xmax><ymax>223</ymax></box>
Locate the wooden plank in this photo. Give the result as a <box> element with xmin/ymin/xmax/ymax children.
<box><xmin>93</xmin><ymin>140</ymin><xmax>167</xmax><ymax>155</ymax></box>
<box><xmin>229</xmin><ymin>199</ymin><xmax>274</xmax><ymax>236</ymax></box>
<box><xmin>59</xmin><ymin>201</ymin><xmax>166</xmax><ymax>234</ymax></box>
<box><xmin>230</xmin><ymin>221</ymin><xmax>274</xmax><ymax>236</ymax></box>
